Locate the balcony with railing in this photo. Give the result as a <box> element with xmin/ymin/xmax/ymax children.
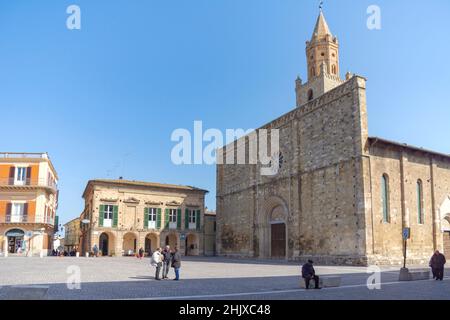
<box><xmin>0</xmin><ymin>178</ymin><xmax>57</xmax><ymax>192</ymax></box>
<box><xmin>4</xmin><ymin>215</ymin><xmax>28</xmax><ymax>223</ymax></box>
<box><xmin>2</xmin><ymin>214</ymin><xmax>56</xmax><ymax>225</ymax></box>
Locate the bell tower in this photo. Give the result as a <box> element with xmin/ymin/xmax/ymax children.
<box><xmin>306</xmin><ymin>10</ymin><xmax>340</xmax><ymax>79</ymax></box>
<box><xmin>295</xmin><ymin>9</ymin><xmax>345</xmax><ymax>108</ymax></box>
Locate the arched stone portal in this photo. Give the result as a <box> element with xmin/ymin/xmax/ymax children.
<box><xmin>123</xmin><ymin>232</ymin><xmax>137</xmax><ymax>256</ymax></box>
<box><xmin>185</xmin><ymin>234</ymin><xmax>199</xmax><ymax>256</ymax></box>
<box><xmin>165</xmin><ymin>233</ymin><xmax>178</xmax><ymax>249</ymax></box>
<box><xmin>145</xmin><ymin>233</ymin><xmax>158</xmax><ymax>255</ymax></box>
<box><xmin>99</xmin><ymin>232</ymin><xmax>115</xmax><ymax>256</ymax></box>
<box><xmin>257</xmin><ymin>196</ymin><xmax>288</xmax><ymax>260</ymax></box>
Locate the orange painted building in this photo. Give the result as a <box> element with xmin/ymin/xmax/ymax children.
<box><xmin>0</xmin><ymin>153</ymin><xmax>59</xmax><ymax>256</ymax></box>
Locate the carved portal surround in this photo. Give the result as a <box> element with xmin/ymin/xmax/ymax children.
<box><xmin>256</xmin><ymin>195</ymin><xmax>289</xmax><ymax>259</ymax></box>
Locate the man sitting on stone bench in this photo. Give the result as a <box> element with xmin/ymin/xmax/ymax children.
<box><xmin>302</xmin><ymin>260</ymin><xmax>321</xmax><ymax>290</ymax></box>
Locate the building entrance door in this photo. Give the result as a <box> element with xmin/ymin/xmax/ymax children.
<box><xmin>271</xmin><ymin>223</ymin><xmax>286</xmax><ymax>258</ymax></box>
<box><xmin>99</xmin><ymin>233</ymin><xmax>109</xmax><ymax>256</ymax></box>
<box><xmin>6</xmin><ymin>229</ymin><xmax>25</xmax><ymax>253</ymax></box>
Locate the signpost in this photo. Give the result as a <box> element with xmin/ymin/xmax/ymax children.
<box><xmin>402</xmin><ymin>227</ymin><xmax>410</xmax><ymax>269</ymax></box>
<box><xmin>399</xmin><ymin>227</ymin><xmax>411</xmax><ymax>281</ymax></box>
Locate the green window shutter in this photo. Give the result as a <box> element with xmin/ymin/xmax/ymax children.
<box><xmin>144</xmin><ymin>208</ymin><xmax>149</xmax><ymax>229</ymax></box>
<box><xmin>177</xmin><ymin>208</ymin><xmax>182</xmax><ymax>229</ymax></box>
<box><xmin>165</xmin><ymin>209</ymin><xmax>169</xmax><ymax>229</ymax></box>
<box><xmin>54</xmin><ymin>216</ymin><xmax>59</xmax><ymax>232</ymax></box>
<box><xmin>113</xmin><ymin>205</ymin><xmax>118</xmax><ymax>227</ymax></box>
<box><xmin>157</xmin><ymin>208</ymin><xmax>162</xmax><ymax>229</ymax></box>
<box><xmin>99</xmin><ymin>205</ymin><xmax>104</xmax><ymax>227</ymax></box>
<box><xmin>185</xmin><ymin>209</ymin><xmax>189</xmax><ymax>230</ymax></box>
<box><xmin>196</xmin><ymin>209</ymin><xmax>201</xmax><ymax>230</ymax></box>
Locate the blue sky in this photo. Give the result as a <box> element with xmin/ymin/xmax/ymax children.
<box><xmin>1</xmin><ymin>0</ymin><xmax>449</xmax><ymax>226</ymax></box>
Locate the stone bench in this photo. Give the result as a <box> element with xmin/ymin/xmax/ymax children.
<box><xmin>2</xmin><ymin>285</ymin><xmax>49</xmax><ymax>300</ymax></box>
<box><xmin>399</xmin><ymin>268</ymin><xmax>430</xmax><ymax>281</ymax></box>
<box><xmin>300</xmin><ymin>276</ymin><xmax>341</xmax><ymax>289</ymax></box>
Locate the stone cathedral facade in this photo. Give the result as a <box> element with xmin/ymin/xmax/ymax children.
<box><xmin>216</xmin><ymin>11</ymin><xmax>450</xmax><ymax>266</ymax></box>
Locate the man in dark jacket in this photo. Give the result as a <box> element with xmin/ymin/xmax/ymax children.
<box><xmin>302</xmin><ymin>260</ymin><xmax>321</xmax><ymax>289</ymax></box>
<box><xmin>162</xmin><ymin>245</ymin><xmax>172</xmax><ymax>279</ymax></box>
<box><xmin>429</xmin><ymin>250</ymin><xmax>446</xmax><ymax>281</ymax></box>
<box><xmin>171</xmin><ymin>247</ymin><xmax>181</xmax><ymax>281</ymax></box>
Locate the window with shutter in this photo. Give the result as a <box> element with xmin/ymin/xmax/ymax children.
<box><xmin>113</xmin><ymin>206</ymin><xmax>118</xmax><ymax>227</ymax></box>
<box><xmin>157</xmin><ymin>208</ymin><xmax>162</xmax><ymax>229</ymax></box>
<box><xmin>23</xmin><ymin>203</ymin><xmax>29</xmax><ymax>222</ymax></box>
<box><xmin>26</xmin><ymin>167</ymin><xmax>32</xmax><ymax>185</ymax></box>
<box><xmin>6</xmin><ymin>203</ymin><xmax>12</xmax><ymax>222</ymax></box>
<box><xmin>144</xmin><ymin>208</ymin><xmax>149</xmax><ymax>229</ymax></box>
<box><xmin>187</xmin><ymin>209</ymin><xmax>197</xmax><ymax>230</ymax></box>
<box><xmin>165</xmin><ymin>209</ymin><xmax>170</xmax><ymax>229</ymax></box>
<box><xmin>196</xmin><ymin>210</ymin><xmax>201</xmax><ymax>230</ymax></box>
<box><xmin>98</xmin><ymin>205</ymin><xmax>104</xmax><ymax>227</ymax></box>
<box><xmin>8</xmin><ymin>167</ymin><xmax>15</xmax><ymax>185</ymax></box>
<box><xmin>185</xmin><ymin>209</ymin><xmax>189</xmax><ymax>230</ymax></box>
<box><xmin>177</xmin><ymin>209</ymin><xmax>182</xmax><ymax>229</ymax></box>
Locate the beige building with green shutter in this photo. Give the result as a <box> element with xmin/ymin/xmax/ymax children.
<box><xmin>80</xmin><ymin>179</ymin><xmax>208</xmax><ymax>257</ymax></box>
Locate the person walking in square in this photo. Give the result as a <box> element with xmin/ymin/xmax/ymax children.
<box><xmin>151</xmin><ymin>247</ymin><xmax>163</xmax><ymax>280</ymax></box>
<box><xmin>302</xmin><ymin>260</ymin><xmax>321</xmax><ymax>289</ymax></box>
<box><xmin>92</xmin><ymin>244</ymin><xmax>99</xmax><ymax>257</ymax></box>
<box><xmin>162</xmin><ymin>245</ymin><xmax>172</xmax><ymax>279</ymax></box>
<box><xmin>430</xmin><ymin>250</ymin><xmax>446</xmax><ymax>281</ymax></box>
<box><xmin>171</xmin><ymin>247</ymin><xmax>181</xmax><ymax>281</ymax></box>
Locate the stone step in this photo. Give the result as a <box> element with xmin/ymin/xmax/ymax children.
<box><xmin>399</xmin><ymin>268</ymin><xmax>430</xmax><ymax>281</ymax></box>
<box><xmin>300</xmin><ymin>276</ymin><xmax>341</xmax><ymax>289</ymax></box>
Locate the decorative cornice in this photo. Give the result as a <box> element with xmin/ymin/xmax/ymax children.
<box><xmin>166</xmin><ymin>200</ymin><xmax>181</xmax><ymax>207</ymax></box>
<box><xmin>123</xmin><ymin>197</ymin><xmax>140</xmax><ymax>204</ymax></box>
<box><xmin>145</xmin><ymin>200</ymin><xmax>164</xmax><ymax>206</ymax></box>
<box><xmin>100</xmin><ymin>198</ymin><xmax>118</xmax><ymax>203</ymax></box>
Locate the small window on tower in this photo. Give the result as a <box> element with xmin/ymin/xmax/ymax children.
<box><xmin>332</xmin><ymin>53</ymin><xmax>336</xmax><ymax>57</ymax></box>
<box><xmin>321</xmin><ymin>52</ymin><xmax>325</xmax><ymax>57</ymax></box>
<box><xmin>307</xmin><ymin>89</ymin><xmax>314</xmax><ymax>101</ymax></box>
<box><xmin>332</xmin><ymin>65</ymin><xmax>337</xmax><ymax>75</ymax></box>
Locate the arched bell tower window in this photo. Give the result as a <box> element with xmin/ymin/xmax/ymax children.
<box><xmin>307</xmin><ymin>89</ymin><xmax>314</xmax><ymax>101</ymax></box>
<box><xmin>332</xmin><ymin>65</ymin><xmax>337</xmax><ymax>75</ymax></box>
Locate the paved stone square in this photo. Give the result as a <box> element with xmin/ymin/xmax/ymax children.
<box><xmin>0</xmin><ymin>256</ymin><xmax>448</xmax><ymax>300</ymax></box>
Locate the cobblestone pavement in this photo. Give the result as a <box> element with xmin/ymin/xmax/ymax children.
<box><xmin>0</xmin><ymin>256</ymin><xmax>448</xmax><ymax>300</ymax></box>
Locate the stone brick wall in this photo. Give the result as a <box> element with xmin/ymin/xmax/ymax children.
<box><xmin>217</xmin><ymin>76</ymin><xmax>370</xmax><ymax>265</ymax></box>
<box><xmin>368</xmin><ymin>141</ymin><xmax>450</xmax><ymax>265</ymax></box>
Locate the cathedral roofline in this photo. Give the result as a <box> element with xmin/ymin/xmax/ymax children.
<box><xmin>369</xmin><ymin>137</ymin><xmax>450</xmax><ymax>160</ymax></box>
